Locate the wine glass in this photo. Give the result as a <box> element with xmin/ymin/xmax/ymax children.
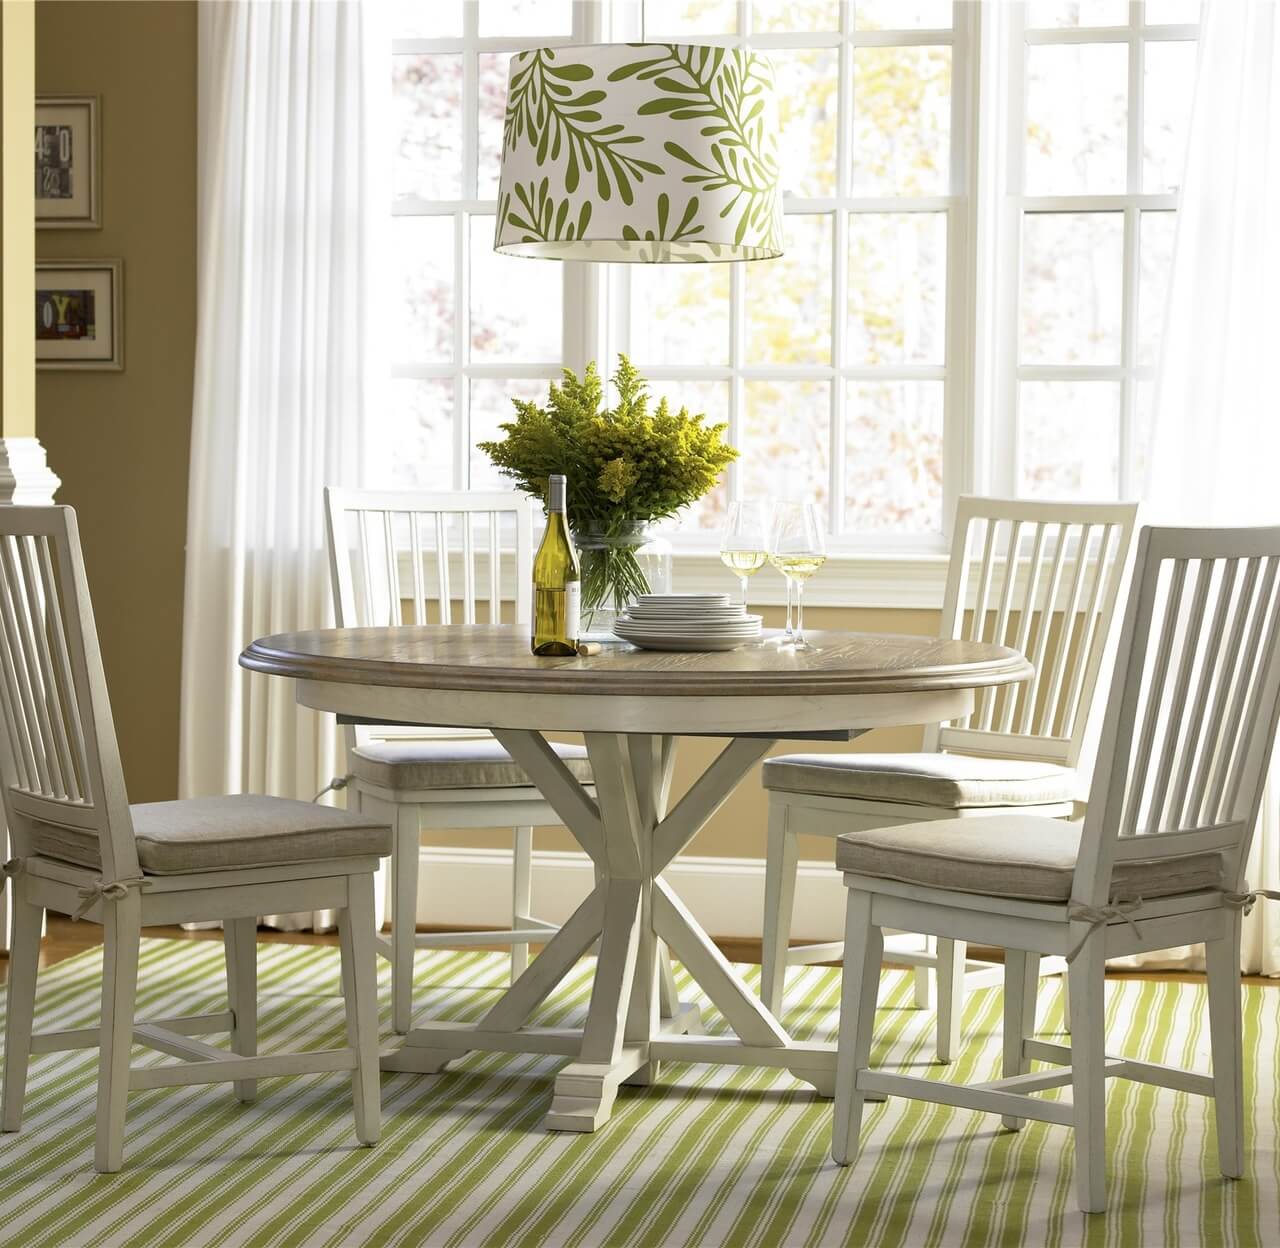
<box><xmin>768</xmin><ymin>502</ymin><xmax>827</xmax><ymax>652</ymax></box>
<box><xmin>719</xmin><ymin>501</ymin><xmax>769</xmax><ymax>614</ymax></box>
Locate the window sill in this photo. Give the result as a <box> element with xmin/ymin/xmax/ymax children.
<box><xmin>670</xmin><ymin>551</ymin><xmax>950</xmax><ymax>611</ymax></box>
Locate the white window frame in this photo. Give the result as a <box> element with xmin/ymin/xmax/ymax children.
<box><xmin>389</xmin><ymin>2</ymin><xmax>603</xmax><ymax>493</ymax></box>
<box><xmin>388</xmin><ymin>1</ymin><xmax>1196</xmax><ymax>608</ymax></box>
<box><xmin>987</xmin><ymin>0</ymin><xmax>1200</xmax><ymax>502</ymax></box>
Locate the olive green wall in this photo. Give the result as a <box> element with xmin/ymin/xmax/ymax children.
<box><xmin>35</xmin><ymin>0</ymin><xmax>197</xmax><ymax>802</ymax></box>
<box><xmin>27</xmin><ymin>1</ymin><xmax>935</xmax><ymax>864</ymax></box>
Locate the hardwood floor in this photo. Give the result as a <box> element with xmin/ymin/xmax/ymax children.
<box><xmin>2</xmin><ymin>915</ymin><xmax>1269</xmax><ymax>986</ymax></box>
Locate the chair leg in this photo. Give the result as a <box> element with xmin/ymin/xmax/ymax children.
<box><xmin>224</xmin><ymin>917</ymin><xmax>258</xmax><ymax>1104</ymax></box>
<box><xmin>95</xmin><ymin>889</ymin><xmax>142</xmax><ymax>1174</ymax></box>
<box><xmin>390</xmin><ymin>805</ymin><xmax>420</xmax><ymax>1035</ymax></box>
<box><xmin>1067</xmin><ymin>936</ymin><xmax>1107</xmax><ymax>1212</ymax></box>
<box><xmin>1061</xmin><ymin>967</ymin><xmax>1071</xmax><ymax>1033</ymax></box>
<box><xmin>1206</xmin><ymin>916</ymin><xmax>1245</xmax><ymax>1179</ymax></box>
<box><xmin>832</xmin><ymin>889</ymin><xmax>883</xmax><ymax>1165</ymax></box>
<box><xmin>935</xmin><ymin>938</ymin><xmax>966</xmax><ymax>1063</ymax></box>
<box><xmin>1001</xmin><ymin>950</ymin><xmax>1039</xmax><ymax>1130</ymax></box>
<box><xmin>339</xmin><ymin>873</ymin><xmax>382</xmax><ymax>1147</ymax></box>
<box><xmin>913</xmin><ymin>936</ymin><xmax>934</xmax><ymax>1008</ymax></box>
<box><xmin>511</xmin><ymin>825</ymin><xmax>534</xmax><ymax>982</ymax></box>
<box><xmin>760</xmin><ymin>802</ymin><xmax>800</xmax><ymax>1016</ymax></box>
<box><xmin>1</xmin><ymin>890</ymin><xmax>44</xmax><ymax>1133</ymax></box>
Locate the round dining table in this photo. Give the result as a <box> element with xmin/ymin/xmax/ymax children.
<box><xmin>240</xmin><ymin>625</ymin><xmax>1031</xmax><ymax>1132</ymax></box>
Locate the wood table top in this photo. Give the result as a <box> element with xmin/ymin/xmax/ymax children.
<box><xmin>240</xmin><ymin>625</ymin><xmax>1032</xmax><ymax>699</ymax></box>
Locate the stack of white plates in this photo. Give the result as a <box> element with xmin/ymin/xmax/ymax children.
<box><xmin>613</xmin><ymin>593</ymin><xmax>763</xmax><ymax>651</ymax></box>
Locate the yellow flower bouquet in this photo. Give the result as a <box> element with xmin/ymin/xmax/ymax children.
<box><xmin>478</xmin><ymin>355</ymin><xmax>737</xmax><ymax>623</ymax></box>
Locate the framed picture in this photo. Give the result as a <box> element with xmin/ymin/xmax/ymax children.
<box><xmin>35</xmin><ymin>96</ymin><xmax>100</xmax><ymax>229</ymax></box>
<box><xmin>36</xmin><ymin>259</ymin><xmax>124</xmax><ymax>371</ymax></box>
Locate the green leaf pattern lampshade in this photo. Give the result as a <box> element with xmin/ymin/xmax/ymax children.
<box><xmin>494</xmin><ymin>43</ymin><xmax>784</xmax><ymax>263</ymax></box>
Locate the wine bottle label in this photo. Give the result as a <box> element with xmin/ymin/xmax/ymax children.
<box><xmin>565</xmin><ymin>581</ymin><xmax>581</xmax><ymax>641</ymax></box>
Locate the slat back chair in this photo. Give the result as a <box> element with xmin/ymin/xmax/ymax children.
<box><xmin>929</xmin><ymin>497</ymin><xmax>1138</xmax><ymax>770</ymax></box>
<box><xmin>832</xmin><ymin>524</ymin><xmax>1280</xmax><ymax>1212</ymax></box>
<box><xmin>0</xmin><ymin>506</ymin><xmax>131</xmax><ymax>880</ymax></box>
<box><xmin>1078</xmin><ymin>524</ymin><xmax>1280</xmax><ymax>906</ymax></box>
<box><xmin>0</xmin><ymin>506</ymin><xmax>387</xmax><ymax>1172</ymax></box>
<box><xmin>324</xmin><ymin>487</ymin><xmax>591</xmax><ymax>1034</ymax></box>
<box><xmin>761</xmin><ymin>497</ymin><xmax>1139</xmax><ymax>1059</ymax></box>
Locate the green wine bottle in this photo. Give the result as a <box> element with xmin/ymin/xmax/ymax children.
<box><xmin>531</xmin><ymin>474</ymin><xmax>581</xmax><ymax>656</ymax></box>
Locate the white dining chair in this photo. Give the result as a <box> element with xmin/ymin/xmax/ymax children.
<box><xmin>761</xmin><ymin>498</ymin><xmax>1139</xmax><ymax>1060</ymax></box>
<box><xmin>324</xmin><ymin>487</ymin><xmax>594</xmax><ymax>1034</ymax></box>
<box><xmin>0</xmin><ymin>506</ymin><xmax>391</xmax><ymax>1172</ymax></box>
<box><xmin>832</xmin><ymin>523</ymin><xmax>1280</xmax><ymax>1212</ymax></box>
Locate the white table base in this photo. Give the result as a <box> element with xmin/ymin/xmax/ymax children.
<box><xmin>380</xmin><ymin>730</ymin><xmax>845</xmax><ymax>1131</ymax></box>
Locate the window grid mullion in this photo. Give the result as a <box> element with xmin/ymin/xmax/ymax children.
<box><xmin>1118</xmin><ymin>2</ymin><xmax>1146</xmax><ymax>498</ymax></box>
<box><xmin>829</xmin><ymin>9</ymin><xmax>853</xmax><ymax>538</ymax></box>
<box><xmin>455</xmin><ymin>210</ymin><xmax>470</xmax><ymax>488</ymax></box>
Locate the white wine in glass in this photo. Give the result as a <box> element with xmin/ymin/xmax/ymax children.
<box><xmin>720</xmin><ymin>501</ymin><xmax>770</xmax><ymax>615</ymax></box>
<box><xmin>769</xmin><ymin>502</ymin><xmax>826</xmax><ymax>652</ymax></box>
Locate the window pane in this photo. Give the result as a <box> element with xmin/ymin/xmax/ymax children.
<box><xmin>1145</xmin><ymin>0</ymin><xmax>1201</xmax><ymax>23</ymax></box>
<box><xmin>1144</xmin><ymin>40</ymin><xmax>1197</xmax><ymax>193</ymax></box>
<box><xmin>1025</xmin><ymin>44</ymin><xmax>1127</xmax><ymax>195</ymax></box>
<box><xmin>478</xmin><ymin>0</ymin><xmax>573</xmax><ymax>37</ymax></box>
<box><xmin>470</xmin><ymin>217</ymin><xmax>562</xmax><ymax>362</ymax></box>
<box><xmin>845</xmin><ymin>382</ymin><xmax>944</xmax><ymax>533</ymax></box>
<box><xmin>742</xmin><ymin>381</ymin><xmax>830</xmax><ymax>505</ymax></box>
<box><xmin>662</xmin><ymin>382</ymin><xmax>731</xmax><ymax>533</ymax></box>
<box><xmin>774</xmin><ymin>48</ymin><xmax>839</xmax><ymax>198</ymax></box>
<box><xmin>478</xmin><ymin>53</ymin><xmax>513</xmax><ymax>201</ymax></box>
<box><xmin>853</xmin><ymin>47</ymin><xmax>952</xmax><ymax>196</ymax></box>
<box><xmin>1018</xmin><ymin>381</ymin><xmax>1121</xmax><ymax>499</ymax></box>
<box><xmin>395</xmin><ymin>217</ymin><xmax>454</xmax><ymax>363</ymax></box>
<box><xmin>392</xmin><ymin>1</ymin><xmax>463</xmax><ymax>37</ymax></box>
<box><xmin>745</xmin><ymin>214</ymin><xmax>832</xmax><ymax>366</ymax></box>
<box><xmin>470</xmin><ymin>378</ymin><xmax>550</xmax><ymax>490</ymax></box>
<box><xmin>1020</xmin><ymin>212</ymin><xmax>1123</xmax><ymax>365</ymax></box>
<box><xmin>644</xmin><ymin>0</ymin><xmax>738</xmax><ymax>35</ymax></box>
<box><xmin>848</xmin><ymin>212</ymin><xmax>946</xmax><ymax>366</ymax></box>
<box><xmin>856</xmin><ymin>1</ymin><xmax>952</xmax><ymax>30</ymax></box>
<box><xmin>1138</xmin><ymin>211</ymin><xmax>1176</xmax><ymax>367</ymax></box>
<box><xmin>631</xmin><ymin>264</ymin><xmax>730</xmax><ymax>367</ymax></box>
<box><xmin>1026</xmin><ymin>1</ymin><xmax>1127</xmax><ymax>26</ymax></box>
<box><xmin>753</xmin><ymin>1</ymin><xmax>841</xmax><ymax>32</ymax></box>
<box><xmin>1134</xmin><ymin>378</ymin><xmax>1157</xmax><ymax>488</ymax></box>
<box><xmin>380</xmin><ymin>380</ymin><xmax>455</xmax><ymax>491</ymax></box>
<box><xmin>393</xmin><ymin>55</ymin><xmax>463</xmax><ymax>202</ymax></box>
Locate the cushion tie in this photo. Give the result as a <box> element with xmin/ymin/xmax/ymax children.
<box><xmin>1222</xmin><ymin>888</ymin><xmax>1280</xmax><ymax>915</ymax></box>
<box><xmin>313</xmin><ymin>773</ymin><xmax>355</xmax><ymax>803</ymax></box>
<box><xmin>1066</xmin><ymin>898</ymin><xmax>1144</xmax><ymax>962</ymax></box>
<box><xmin>1</xmin><ymin>857</ymin><xmax>23</xmax><ymax>892</ymax></box>
<box><xmin>72</xmin><ymin>876</ymin><xmax>146</xmax><ymax>921</ymax></box>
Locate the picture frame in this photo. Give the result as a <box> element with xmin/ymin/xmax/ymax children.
<box><xmin>35</xmin><ymin>259</ymin><xmax>124</xmax><ymax>372</ymax></box>
<box><xmin>35</xmin><ymin>95</ymin><xmax>100</xmax><ymax>229</ymax></box>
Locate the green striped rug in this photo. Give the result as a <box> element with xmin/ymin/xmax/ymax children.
<box><xmin>0</xmin><ymin>939</ymin><xmax>1275</xmax><ymax>1247</ymax></box>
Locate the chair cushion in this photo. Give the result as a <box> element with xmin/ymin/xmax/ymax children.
<box><xmin>835</xmin><ymin>814</ymin><xmax>1225</xmax><ymax>903</ymax></box>
<box><xmin>350</xmin><ymin>738</ymin><xmax>593</xmax><ymax>791</ymax></box>
<box><xmin>30</xmin><ymin>795</ymin><xmax>392</xmax><ymax>875</ymax></box>
<box><xmin>762</xmin><ymin>752</ymin><xmax>1078</xmax><ymax>810</ymax></box>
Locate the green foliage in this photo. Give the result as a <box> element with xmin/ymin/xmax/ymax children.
<box><xmin>476</xmin><ymin>356</ymin><xmax>738</xmax><ymax>536</ymax></box>
<box><xmin>503</xmin><ymin>49</ymin><xmax>663</xmax><ymax>205</ymax></box>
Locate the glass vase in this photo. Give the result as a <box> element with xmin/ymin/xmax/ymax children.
<box><xmin>572</xmin><ymin>522</ymin><xmax>673</xmax><ymax>641</ymax></box>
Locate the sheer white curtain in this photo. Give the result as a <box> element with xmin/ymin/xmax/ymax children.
<box><xmin>181</xmin><ymin>0</ymin><xmax>384</xmax><ymax>930</ymax></box>
<box><xmin>1135</xmin><ymin>0</ymin><xmax>1280</xmax><ymax>974</ymax></box>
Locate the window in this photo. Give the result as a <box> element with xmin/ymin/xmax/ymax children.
<box><xmin>620</xmin><ymin>0</ymin><xmax>968</xmax><ymax>547</ymax></box>
<box><xmin>1004</xmin><ymin>0</ymin><xmax>1200</xmax><ymax>502</ymax></box>
<box><xmin>385</xmin><ymin>0</ymin><xmax>582</xmax><ymax>495</ymax></box>
<box><xmin>385</xmin><ymin>2</ymin><xmax>1199</xmax><ymax>584</ymax></box>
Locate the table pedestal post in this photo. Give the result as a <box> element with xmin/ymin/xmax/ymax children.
<box><xmin>382</xmin><ymin>728</ymin><xmax>841</xmax><ymax>1131</ymax></box>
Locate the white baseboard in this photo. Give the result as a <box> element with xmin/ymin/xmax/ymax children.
<box><xmin>415</xmin><ymin>845</ymin><xmax>846</xmax><ymax>941</ymax></box>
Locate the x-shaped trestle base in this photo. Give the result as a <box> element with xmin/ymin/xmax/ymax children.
<box><xmin>380</xmin><ymin>730</ymin><xmax>841</xmax><ymax>1131</ymax></box>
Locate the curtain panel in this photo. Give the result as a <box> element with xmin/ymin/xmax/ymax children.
<box><xmin>1135</xmin><ymin>0</ymin><xmax>1280</xmax><ymax>975</ymax></box>
<box><xmin>182</xmin><ymin>0</ymin><xmax>383</xmax><ymax>929</ymax></box>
